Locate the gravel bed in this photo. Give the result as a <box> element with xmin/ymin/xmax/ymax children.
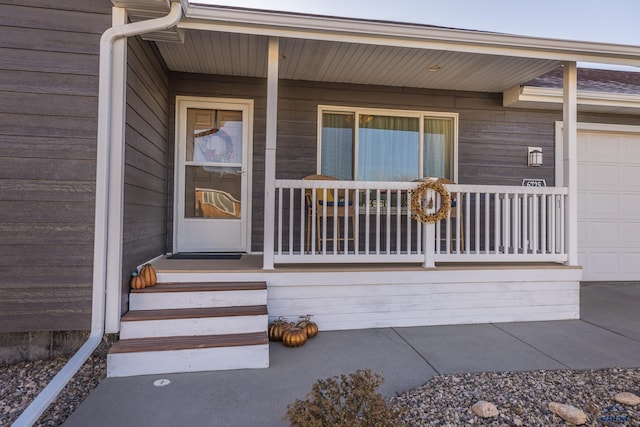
<box><xmin>393</xmin><ymin>368</ymin><xmax>640</xmax><ymax>426</ymax></box>
<box><xmin>1</xmin><ymin>341</ymin><xmax>110</xmax><ymax>427</ymax></box>
<box><xmin>2</xmin><ymin>351</ymin><xmax>639</xmax><ymax>426</ymax></box>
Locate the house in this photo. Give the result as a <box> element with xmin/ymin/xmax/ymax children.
<box><xmin>1</xmin><ymin>0</ymin><xmax>639</xmax><ymax>377</ymax></box>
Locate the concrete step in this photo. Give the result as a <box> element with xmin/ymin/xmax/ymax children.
<box><xmin>119</xmin><ymin>306</ymin><xmax>268</xmax><ymax>339</ymax></box>
<box><xmin>107</xmin><ymin>332</ymin><xmax>269</xmax><ymax>377</ymax></box>
<box><xmin>129</xmin><ymin>282</ymin><xmax>267</xmax><ymax>310</ymax></box>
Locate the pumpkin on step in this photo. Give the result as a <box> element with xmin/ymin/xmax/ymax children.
<box><xmin>130</xmin><ymin>272</ymin><xmax>146</xmax><ymax>290</ymax></box>
<box><xmin>139</xmin><ymin>264</ymin><xmax>157</xmax><ymax>287</ymax></box>
<box><xmin>268</xmin><ymin>316</ymin><xmax>290</xmax><ymax>342</ymax></box>
<box><xmin>282</xmin><ymin>323</ymin><xmax>307</xmax><ymax>348</ymax></box>
<box><xmin>296</xmin><ymin>314</ymin><xmax>319</xmax><ymax>339</ymax></box>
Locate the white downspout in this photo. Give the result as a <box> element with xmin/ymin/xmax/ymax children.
<box><xmin>12</xmin><ymin>4</ymin><xmax>182</xmax><ymax>426</ymax></box>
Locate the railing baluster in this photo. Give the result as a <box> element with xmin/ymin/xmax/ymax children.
<box><xmin>541</xmin><ymin>194</ymin><xmax>547</xmax><ymax>254</ymax></box>
<box><xmin>375</xmin><ymin>189</ymin><xmax>381</xmax><ymax>255</ymax></box>
<box><xmin>549</xmin><ymin>194</ymin><xmax>557</xmax><ymax>254</ymax></box>
<box><xmin>300</xmin><ymin>187</ymin><xmax>305</xmax><ymax>254</ymax></box>
<box><xmin>365</xmin><ymin>189</ymin><xmax>370</xmax><ymax>255</ymax></box>
<box><xmin>494</xmin><ymin>193</ymin><xmax>500</xmax><ymax>254</ymax></box>
<box><xmin>475</xmin><ymin>192</ymin><xmax>480</xmax><ymax>254</ymax></box>
<box><xmin>484</xmin><ymin>193</ymin><xmax>490</xmax><ymax>254</ymax></box>
<box><xmin>513</xmin><ymin>193</ymin><xmax>519</xmax><ymax>254</ymax></box>
<box><xmin>406</xmin><ymin>190</ymin><xmax>412</xmax><ymax>255</ymax></box>
<box><xmin>465</xmin><ymin>191</ymin><xmax>470</xmax><ymax>254</ymax></box>
<box><xmin>396</xmin><ymin>189</ymin><xmax>401</xmax><ymax>254</ymax></box>
<box><xmin>355</xmin><ymin>188</ymin><xmax>360</xmax><ymax>255</ymax></box>
<box><xmin>531</xmin><ymin>194</ymin><xmax>538</xmax><ymax>254</ymax></box>
<box><xmin>276</xmin><ymin>188</ymin><xmax>282</xmax><ymax>255</ymax></box>
<box><xmin>288</xmin><ymin>188</ymin><xmax>294</xmax><ymax>255</ymax></box>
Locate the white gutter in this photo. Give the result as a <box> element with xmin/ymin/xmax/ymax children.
<box><xmin>12</xmin><ymin>3</ymin><xmax>182</xmax><ymax>426</ymax></box>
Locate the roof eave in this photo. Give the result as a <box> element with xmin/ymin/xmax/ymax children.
<box><xmin>504</xmin><ymin>85</ymin><xmax>640</xmax><ymax>114</ymax></box>
<box><xmin>183</xmin><ymin>3</ymin><xmax>640</xmax><ymax>67</ymax></box>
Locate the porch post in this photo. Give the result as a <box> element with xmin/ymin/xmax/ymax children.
<box><xmin>562</xmin><ymin>62</ymin><xmax>578</xmax><ymax>266</ymax></box>
<box><xmin>262</xmin><ymin>37</ymin><xmax>279</xmax><ymax>270</ymax></box>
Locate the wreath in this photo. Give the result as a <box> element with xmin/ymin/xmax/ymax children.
<box><xmin>411</xmin><ymin>179</ymin><xmax>451</xmax><ymax>224</ymax></box>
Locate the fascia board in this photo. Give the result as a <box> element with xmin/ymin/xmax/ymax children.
<box><xmin>183</xmin><ymin>4</ymin><xmax>640</xmax><ymax>66</ymax></box>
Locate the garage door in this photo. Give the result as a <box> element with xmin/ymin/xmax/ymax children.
<box><xmin>577</xmin><ymin>128</ymin><xmax>640</xmax><ymax>281</ymax></box>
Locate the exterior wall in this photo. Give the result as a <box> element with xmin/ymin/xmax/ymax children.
<box><xmin>121</xmin><ymin>36</ymin><xmax>170</xmax><ymax>311</ymax></box>
<box><xmin>166</xmin><ymin>74</ymin><xmax>640</xmax><ymax>253</ymax></box>
<box><xmin>0</xmin><ymin>0</ymin><xmax>111</xmax><ymax>332</ymax></box>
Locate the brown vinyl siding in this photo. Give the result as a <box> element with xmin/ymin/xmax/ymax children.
<box><xmin>0</xmin><ymin>0</ymin><xmax>111</xmax><ymax>332</ymax></box>
<box><xmin>122</xmin><ymin>36</ymin><xmax>170</xmax><ymax>311</ymax></box>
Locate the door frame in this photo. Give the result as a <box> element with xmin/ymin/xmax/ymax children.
<box><xmin>173</xmin><ymin>95</ymin><xmax>254</xmax><ymax>253</ymax></box>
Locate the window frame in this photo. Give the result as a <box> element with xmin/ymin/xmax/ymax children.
<box><xmin>317</xmin><ymin>105</ymin><xmax>459</xmax><ymax>182</ymax></box>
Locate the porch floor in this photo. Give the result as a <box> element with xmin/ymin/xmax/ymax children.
<box><xmin>65</xmin><ymin>282</ymin><xmax>640</xmax><ymax>427</ymax></box>
<box><xmin>152</xmin><ymin>254</ymin><xmax>579</xmax><ymax>273</ymax></box>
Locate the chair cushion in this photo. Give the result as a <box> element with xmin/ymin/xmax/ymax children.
<box><xmin>319</xmin><ymin>200</ymin><xmax>353</xmax><ymax>207</ymax></box>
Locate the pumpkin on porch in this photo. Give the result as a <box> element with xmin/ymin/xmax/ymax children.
<box><xmin>268</xmin><ymin>316</ymin><xmax>290</xmax><ymax>342</ymax></box>
<box><xmin>130</xmin><ymin>272</ymin><xmax>146</xmax><ymax>290</ymax></box>
<box><xmin>296</xmin><ymin>314</ymin><xmax>319</xmax><ymax>339</ymax></box>
<box><xmin>282</xmin><ymin>323</ymin><xmax>307</xmax><ymax>348</ymax></box>
<box><xmin>139</xmin><ymin>264</ymin><xmax>157</xmax><ymax>287</ymax></box>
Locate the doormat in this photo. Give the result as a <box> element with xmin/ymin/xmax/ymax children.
<box><xmin>167</xmin><ymin>253</ymin><xmax>242</xmax><ymax>260</ymax></box>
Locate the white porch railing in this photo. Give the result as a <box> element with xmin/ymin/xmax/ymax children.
<box><xmin>272</xmin><ymin>179</ymin><xmax>568</xmax><ymax>265</ymax></box>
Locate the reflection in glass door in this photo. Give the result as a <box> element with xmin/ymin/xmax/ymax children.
<box><xmin>175</xmin><ymin>98</ymin><xmax>252</xmax><ymax>252</ymax></box>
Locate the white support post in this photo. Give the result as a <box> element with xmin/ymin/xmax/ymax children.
<box><xmin>104</xmin><ymin>7</ymin><xmax>128</xmax><ymax>333</ymax></box>
<box><xmin>262</xmin><ymin>37</ymin><xmax>279</xmax><ymax>270</ymax></box>
<box><xmin>563</xmin><ymin>61</ymin><xmax>578</xmax><ymax>266</ymax></box>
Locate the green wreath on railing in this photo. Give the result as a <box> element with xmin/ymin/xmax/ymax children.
<box><xmin>411</xmin><ymin>179</ymin><xmax>451</xmax><ymax>224</ymax></box>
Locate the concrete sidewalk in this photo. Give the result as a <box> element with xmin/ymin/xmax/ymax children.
<box><xmin>64</xmin><ymin>283</ymin><xmax>640</xmax><ymax>427</ymax></box>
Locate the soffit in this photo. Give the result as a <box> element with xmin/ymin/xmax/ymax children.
<box><xmin>156</xmin><ymin>29</ymin><xmax>562</xmax><ymax>92</ymax></box>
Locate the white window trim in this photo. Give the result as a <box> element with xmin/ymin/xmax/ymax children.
<box><xmin>317</xmin><ymin>105</ymin><xmax>459</xmax><ymax>182</ymax></box>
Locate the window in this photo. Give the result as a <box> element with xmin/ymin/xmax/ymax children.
<box><xmin>319</xmin><ymin>106</ymin><xmax>457</xmax><ymax>181</ymax></box>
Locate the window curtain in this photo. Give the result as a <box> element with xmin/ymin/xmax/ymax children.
<box><xmin>357</xmin><ymin>115</ymin><xmax>419</xmax><ymax>181</ymax></box>
<box><xmin>423</xmin><ymin>118</ymin><xmax>452</xmax><ymax>179</ymax></box>
<box><xmin>321</xmin><ymin>113</ymin><xmax>354</xmax><ymax>180</ymax></box>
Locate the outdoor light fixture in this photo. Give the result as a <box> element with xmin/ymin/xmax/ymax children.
<box><xmin>528</xmin><ymin>146</ymin><xmax>543</xmax><ymax>167</ymax></box>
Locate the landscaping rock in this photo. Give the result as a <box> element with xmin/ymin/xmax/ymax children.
<box><xmin>613</xmin><ymin>391</ymin><xmax>640</xmax><ymax>406</ymax></box>
<box><xmin>548</xmin><ymin>402</ymin><xmax>587</xmax><ymax>425</ymax></box>
<box><xmin>471</xmin><ymin>400</ymin><xmax>499</xmax><ymax>418</ymax></box>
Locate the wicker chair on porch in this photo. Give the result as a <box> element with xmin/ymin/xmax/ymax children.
<box><xmin>303</xmin><ymin>174</ymin><xmax>355</xmax><ymax>252</ymax></box>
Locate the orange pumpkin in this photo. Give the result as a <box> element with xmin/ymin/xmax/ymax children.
<box><xmin>282</xmin><ymin>323</ymin><xmax>307</xmax><ymax>348</ymax></box>
<box><xmin>268</xmin><ymin>316</ymin><xmax>290</xmax><ymax>342</ymax></box>
<box><xmin>296</xmin><ymin>314</ymin><xmax>319</xmax><ymax>339</ymax></box>
<box><xmin>140</xmin><ymin>264</ymin><xmax>157</xmax><ymax>287</ymax></box>
<box><xmin>130</xmin><ymin>272</ymin><xmax>146</xmax><ymax>290</ymax></box>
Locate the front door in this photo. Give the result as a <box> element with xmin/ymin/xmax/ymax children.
<box><xmin>174</xmin><ymin>97</ymin><xmax>253</xmax><ymax>252</ymax></box>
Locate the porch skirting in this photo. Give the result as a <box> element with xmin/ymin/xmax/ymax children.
<box><xmin>154</xmin><ymin>260</ymin><xmax>581</xmax><ymax>331</ymax></box>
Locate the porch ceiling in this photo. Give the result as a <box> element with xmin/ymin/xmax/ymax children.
<box><xmin>156</xmin><ymin>29</ymin><xmax>562</xmax><ymax>93</ymax></box>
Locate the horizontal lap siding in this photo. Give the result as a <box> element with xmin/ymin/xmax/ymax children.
<box><xmin>266</xmin><ymin>271</ymin><xmax>581</xmax><ymax>330</ymax></box>
<box><xmin>122</xmin><ymin>35</ymin><xmax>170</xmax><ymax>311</ymax></box>
<box><xmin>0</xmin><ymin>0</ymin><xmax>110</xmax><ymax>332</ymax></box>
<box><xmin>167</xmin><ymin>75</ymin><xmax>640</xmax><ymax>252</ymax></box>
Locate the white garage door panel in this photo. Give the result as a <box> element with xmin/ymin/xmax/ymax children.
<box><xmin>586</xmin><ymin>222</ymin><xmax>619</xmax><ymax>246</ymax></box>
<box><xmin>578</xmin><ymin>129</ymin><xmax>640</xmax><ymax>281</ymax></box>
<box><xmin>623</xmin><ymin>253</ymin><xmax>640</xmax><ymax>275</ymax></box>
<box><xmin>622</xmin><ymin>194</ymin><xmax>640</xmax><ymax>217</ymax></box>
<box><xmin>622</xmin><ymin>165</ymin><xmax>640</xmax><ymax>185</ymax></box>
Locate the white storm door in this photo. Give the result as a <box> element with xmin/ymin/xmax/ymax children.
<box><xmin>175</xmin><ymin>97</ymin><xmax>253</xmax><ymax>252</ymax></box>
